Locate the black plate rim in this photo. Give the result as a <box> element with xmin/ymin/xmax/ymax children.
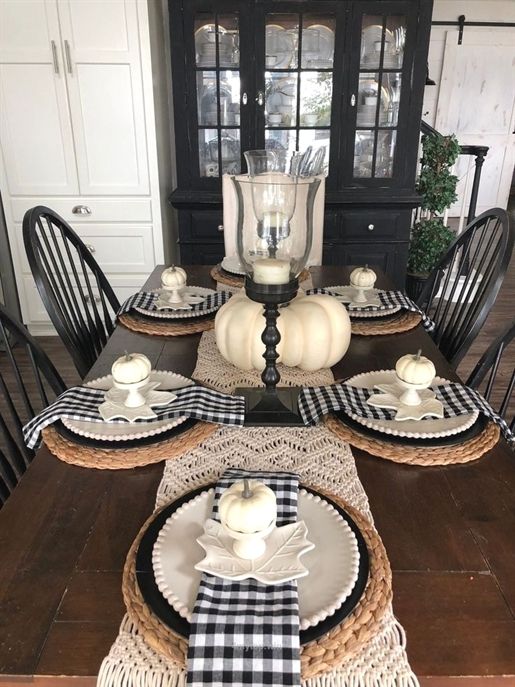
<box><xmin>220</xmin><ymin>264</ymin><xmax>244</xmax><ymax>279</ymax></box>
<box><xmin>135</xmin><ymin>483</ymin><xmax>370</xmax><ymax>645</ymax></box>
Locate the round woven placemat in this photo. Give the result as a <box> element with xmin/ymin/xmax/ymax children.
<box><xmin>210</xmin><ymin>264</ymin><xmax>311</xmax><ymax>289</ymax></box>
<box><xmin>324</xmin><ymin>415</ymin><xmax>500</xmax><ymax>466</ymax></box>
<box><xmin>351</xmin><ymin>310</ymin><xmax>421</xmax><ymax>336</ymax></box>
<box><xmin>118</xmin><ymin>313</ymin><xmax>215</xmax><ymax>337</ymax></box>
<box><xmin>122</xmin><ymin>485</ymin><xmax>392</xmax><ymax>678</ymax></box>
<box><xmin>42</xmin><ymin>421</ymin><xmax>218</xmax><ymax>470</ymax></box>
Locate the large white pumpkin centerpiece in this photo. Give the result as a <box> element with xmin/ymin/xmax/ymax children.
<box><xmin>215</xmin><ymin>292</ymin><xmax>351</xmax><ymax>372</ymax></box>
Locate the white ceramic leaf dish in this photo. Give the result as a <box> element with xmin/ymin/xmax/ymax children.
<box><xmin>152</xmin><ymin>487</ymin><xmax>360</xmax><ymax>631</ymax></box>
<box><xmin>62</xmin><ymin>371</ymin><xmax>193</xmax><ymax>442</ymax></box>
<box><xmin>134</xmin><ymin>287</ymin><xmax>219</xmax><ymax>320</ymax></box>
<box><xmin>345</xmin><ymin>370</ymin><xmax>479</xmax><ymax>438</ymax></box>
<box><xmin>323</xmin><ymin>285</ymin><xmax>401</xmax><ymax>318</ymax></box>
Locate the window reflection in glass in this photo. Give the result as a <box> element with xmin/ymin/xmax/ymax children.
<box><xmin>353</xmin><ymin>130</ymin><xmax>374</xmax><ymax>178</ymax></box>
<box><xmin>199</xmin><ymin>128</ymin><xmax>219</xmax><ymax>177</ymax></box>
<box><xmin>300</xmin><ymin>72</ymin><xmax>332</xmax><ymax>127</ymax></box>
<box><xmin>375</xmin><ymin>130</ymin><xmax>396</xmax><ymax>177</ymax></box>
<box><xmin>194</xmin><ymin>15</ymin><xmax>239</xmax><ymax>68</ymax></box>
<box><xmin>299</xmin><ymin>129</ymin><xmax>330</xmax><ymax>173</ymax></box>
<box><xmin>265</xmin><ymin>72</ymin><xmax>298</xmax><ymax>127</ymax></box>
<box><xmin>220</xmin><ymin>129</ymin><xmax>241</xmax><ymax>174</ymax></box>
<box><xmin>265</xmin><ymin>129</ymin><xmax>296</xmax><ymax>167</ymax></box>
<box><xmin>301</xmin><ymin>16</ymin><xmax>335</xmax><ymax>68</ymax></box>
<box><xmin>360</xmin><ymin>15</ymin><xmax>405</xmax><ymax>70</ymax></box>
<box><xmin>266</xmin><ymin>15</ymin><xmax>298</xmax><ymax>69</ymax></box>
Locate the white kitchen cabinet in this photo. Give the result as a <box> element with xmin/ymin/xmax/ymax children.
<box><xmin>0</xmin><ymin>0</ymin><xmax>164</xmax><ymax>334</ymax></box>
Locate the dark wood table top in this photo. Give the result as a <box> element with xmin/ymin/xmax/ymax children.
<box><xmin>0</xmin><ymin>266</ymin><xmax>513</xmax><ymax>687</ymax></box>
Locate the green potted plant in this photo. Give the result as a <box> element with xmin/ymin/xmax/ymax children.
<box><xmin>406</xmin><ymin>132</ymin><xmax>460</xmax><ymax>300</ymax></box>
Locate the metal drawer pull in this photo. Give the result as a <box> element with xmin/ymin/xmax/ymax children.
<box><xmin>217</xmin><ymin>224</ymin><xmax>224</xmax><ymax>232</ymax></box>
<box><xmin>72</xmin><ymin>205</ymin><xmax>92</xmax><ymax>215</ymax></box>
<box><xmin>64</xmin><ymin>39</ymin><xmax>72</xmax><ymax>74</ymax></box>
<box><xmin>368</xmin><ymin>223</ymin><xmax>375</xmax><ymax>231</ymax></box>
<box><xmin>85</xmin><ymin>294</ymin><xmax>101</xmax><ymax>304</ymax></box>
<box><xmin>51</xmin><ymin>40</ymin><xmax>59</xmax><ymax>74</ymax></box>
<box><xmin>86</xmin><ymin>243</ymin><xmax>96</xmax><ymax>253</ymax></box>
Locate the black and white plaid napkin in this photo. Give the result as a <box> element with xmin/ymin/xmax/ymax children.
<box><xmin>307</xmin><ymin>287</ymin><xmax>435</xmax><ymax>332</ymax></box>
<box><xmin>118</xmin><ymin>291</ymin><xmax>231</xmax><ymax>318</ymax></box>
<box><xmin>23</xmin><ymin>384</ymin><xmax>245</xmax><ymax>450</ymax></box>
<box><xmin>298</xmin><ymin>380</ymin><xmax>513</xmax><ymax>444</ymax></box>
<box><xmin>188</xmin><ymin>468</ymin><xmax>301</xmax><ymax>687</ymax></box>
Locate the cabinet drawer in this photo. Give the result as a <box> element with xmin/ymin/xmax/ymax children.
<box><xmin>15</xmin><ymin>223</ymin><xmax>156</xmax><ymax>275</ymax></box>
<box><xmin>21</xmin><ymin>274</ymin><xmax>145</xmax><ymax>325</ymax></box>
<box><xmin>179</xmin><ymin>242</ymin><xmax>224</xmax><ymax>265</ymax></box>
<box><xmin>11</xmin><ymin>197</ymin><xmax>152</xmax><ymax>223</ymax></box>
<box><xmin>342</xmin><ymin>210</ymin><xmax>410</xmax><ymax>241</ymax></box>
<box><xmin>179</xmin><ymin>211</ymin><xmax>224</xmax><ymax>241</ymax></box>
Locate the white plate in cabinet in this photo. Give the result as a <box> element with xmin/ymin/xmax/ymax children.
<box><xmin>15</xmin><ymin>223</ymin><xmax>156</xmax><ymax>275</ymax></box>
<box><xmin>10</xmin><ymin>197</ymin><xmax>152</xmax><ymax>223</ymax></box>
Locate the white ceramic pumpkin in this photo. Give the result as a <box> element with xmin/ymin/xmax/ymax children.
<box><xmin>215</xmin><ymin>292</ymin><xmax>351</xmax><ymax>372</ymax></box>
<box><xmin>395</xmin><ymin>350</ymin><xmax>435</xmax><ymax>386</ymax></box>
<box><xmin>349</xmin><ymin>266</ymin><xmax>376</xmax><ymax>289</ymax></box>
<box><xmin>111</xmin><ymin>352</ymin><xmax>152</xmax><ymax>384</ymax></box>
<box><xmin>219</xmin><ymin>479</ymin><xmax>277</xmax><ymax>534</ymax></box>
<box><xmin>161</xmin><ymin>265</ymin><xmax>187</xmax><ymax>289</ymax></box>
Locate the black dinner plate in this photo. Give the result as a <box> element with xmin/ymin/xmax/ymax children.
<box><xmin>220</xmin><ymin>265</ymin><xmax>244</xmax><ymax>279</ymax></box>
<box><xmin>135</xmin><ymin>483</ymin><xmax>369</xmax><ymax>645</ymax></box>
<box><xmin>333</xmin><ymin>408</ymin><xmax>488</xmax><ymax>448</ymax></box>
<box><xmin>54</xmin><ymin>416</ymin><xmax>199</xmax><ymax>449</ymax></box>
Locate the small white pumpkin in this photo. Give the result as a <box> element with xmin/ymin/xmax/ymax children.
<box><xmin>219</xmin><ymin>479</ymin><xmax>277</xmax><ymax>534</ymax></box>
<box><xmin>215</xmin><ymin>292</ymin><xmax>351</xmax><ymax>372</ymax></box>
<box><xmin>161</xmin><ymin>265</ymin><xmax>187</xmax><ymax>289</ymax></box>
<box><xmin>349</xmin><ymin>265</ymin><xmax>376</xmax><ymax>289</ymax></box>
<box><xmin>111</xmin><ymin>352</ymin><xmax>152</xmax><ymax>385</ymax></box>
<box><xmin>395</xmin><ymin>350</ymin><xmax>436</xmax><ymax>386</ymax></box>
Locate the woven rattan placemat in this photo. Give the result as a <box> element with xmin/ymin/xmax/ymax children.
<box><xmin>122</xmin><ymin>485</ymin><xmax>392</xmax><ymax>679</ymax></box>
<box><xmin>118</xmin><ymin>312</ymin><xmax>215</xmax><ymax>337</ymax></box>
<box><xmin>42</xmin><ymin>421</ymin><xmax>218</xmax><ymax>470</ymax></box>
<box><xmin>324</xmin><ymin>415</ymin><xmax>500</xmax><ymax>466</ymax></box>
<box><xmin>351</xmin><ymin>310</ymin><xmax>422</xmax><ymax>336</ymax></box>
<box><xmin>211</xmin><ymin>264</ymin><xmax>311</xmax><ymax>289</ymax></box>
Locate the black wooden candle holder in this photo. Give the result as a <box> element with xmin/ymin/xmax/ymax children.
<box><xmin>235</xmin><ymin>276</ymin><xmax>304</xmax><ymax>426</ymax></box>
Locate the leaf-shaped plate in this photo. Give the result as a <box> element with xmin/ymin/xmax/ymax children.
<box><xmin>195</xmin><ymin>519</ymin><xmax>314</xmax><ymax>584</ymax></box>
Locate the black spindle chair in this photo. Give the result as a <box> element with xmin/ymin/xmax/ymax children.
<box><xmin>0</xmin><ymin>303</ymin><xmax>66</xmax><ymax>506</ymax></box>
<box><xmin>417</xmin><ymin>208</ymin><xmax>513</xmax><ymax>367</ymax></box>
<box><xmin>23</xmin><ymin>206</ymin><xmax>121</xmax><ymax>378</ymax></box>
<box><xmin>466</xmin><ymin>320</ymin><xmax>515</xmax><ymax>434</ymax></box>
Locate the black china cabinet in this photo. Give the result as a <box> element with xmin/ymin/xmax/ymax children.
<box><xmin>168</xmin><ymin>0</ymin><xmax>433</xmax><ymax>286</ymax></box>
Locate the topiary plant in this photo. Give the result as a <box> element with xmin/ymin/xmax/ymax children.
<box><xmin>407</xmin><ymin>217</ymin><xmax>455</xmax><ymax>275</ymax></box>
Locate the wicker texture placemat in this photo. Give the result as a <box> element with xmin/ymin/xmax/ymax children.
<box><xmin>42</xmin><ymin>421</ymin><xmax>218</xmax><ymax>470</ymax></box>
<box><xmin>211</xmin><ymin>264</ymin><xmax>311</xmax><ymax>289</ymax></box>
<box><xmin>122</xmin><ymin>485</ymin><xmax>392</xmax><ymax>679</ymax></box>
<box><xmin>351</xmin><ymin>310</ymin><xmax>422</xmax><ymax>336</ymax></box>
<box><xmin>324</xmin><ymin>415</ymin><xmax>500</xmax><ymax>465</ymax></box>
<box><xmin>118</xmin><ymin>312</ymin><xmax>215</xmax><ymax>337</ymax></box>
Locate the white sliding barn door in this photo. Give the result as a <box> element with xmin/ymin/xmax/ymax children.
<box><xmin>436</xmin><ymin>29</ymin><xmax>515</xmax><ymax>216</ymax></box>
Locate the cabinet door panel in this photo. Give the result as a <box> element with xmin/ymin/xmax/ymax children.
<box><xmin>0</xmin><ymin>1</ymin><xmax>78</xmax><ymax>195</ymax></box>
<box><xmin>322</xmin><ymin>241</ymin><xmax>408</xmax><ymax>288</ymax></box>
<box><xmin>58</xmin><ymin>0</ymin><xmax>149</xmax><ymax>195</ymax></box>
<box><xmin>180</xmin><ymin>242</ymin><xmax>225</xmax><ymax>265</ymax></box>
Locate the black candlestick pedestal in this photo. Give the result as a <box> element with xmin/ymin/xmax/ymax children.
<box><xmin>235</xmin><ymin>276</ymin><xmax>304</xmax><ymax>426</ymax></box>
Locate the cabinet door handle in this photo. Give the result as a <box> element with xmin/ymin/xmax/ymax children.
<box><xmin>256</xmin><ymin>91</ymin><xmax>264</xmax><ymax>106</ymax></box>
<box><xmin>72</xmin><ymin>205</ymin><xmax>92</xmax><ymax>215</ymax></box>
<box><xmin>64</xmin><ymin>39</ymin><xmax>72</xmax><ymax>74</ymax></box>
<box><xmin>242</xmin><ymin>92</ymin><xmax>248</xmax><ymax>105</ymax></box>
<box><xmin>368</xmin><ymin>223</ymin><xmax>375</xmax><ymax>231</ymax></box>
<box><xmin>86</xmin><ymin>243</ymin><xmax>96</xmax><ymax>253</ymax></box>
<box><xmin>350</xmin><ymin>94</ymin><xmax>356</xmax><ymax>107</ymax></box>
<box><xmin>217</xmin><ymin>224</ymin><xmax>224</xmax><ymax>232</ymax></box>
<box><xmin>51</xmin><ymin>40</ymin><xmax>59</xmax><ymax>75</ymax></box>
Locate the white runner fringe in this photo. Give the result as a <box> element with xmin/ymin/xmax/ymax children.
<box><xmin>97</xmin><ymin>297</ymin><xmax>419</xmax><ymax>687</ymax></box>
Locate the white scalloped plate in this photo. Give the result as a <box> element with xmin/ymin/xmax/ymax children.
<box><xmin>323</xmin><ymin>285</ymin><xmax>401</xmax><ymax>318</ymax></box>
<box><xmin>221</xmin><ymin>256</ymin><xmax>246</xmax><ymax>276</ymax></box>
<box><xmin>345</xmin><ymin>370</ymin><xmax>479</xmax><ymax>438</ymax></box>
<box><xmin>152</xmin><ymin>488</ymin><xmax>360</xmax><ymax>631</ymax></box>
<box><xmin>134</xmin><ymin>287</ymin><xmax>221</xmax><ymax>320</ymax></box>
<box><xmin>62</xmin><ymin>371</ymin><xmax>193</xmax><ymax>442</ymax></box>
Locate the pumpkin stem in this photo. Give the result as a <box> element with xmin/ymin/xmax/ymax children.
<box><xmin>365</xmin><ymin>263</ymin><xmax>369</xmax><ymax>270</ymax></box>
<box><xmin>415</xmin><ymin>349</ymin><xmax>422</xmax><ymax>360</ymax></box>
<box><xmin>242</xmin><ymin>479</ymin><xmax>252</xmax><ymax>499</ymax></box>
<box><xmin>124</xmin><ymin>350</ymin><xmax>130</xmax><ymax>361</ymax></box>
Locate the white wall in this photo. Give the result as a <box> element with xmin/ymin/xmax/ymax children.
<box><xmin>423</xmin><ymin>0</ymin><xmax>515</xmax><ymax>125</ymax></box>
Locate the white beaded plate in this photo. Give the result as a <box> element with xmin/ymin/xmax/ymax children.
<box><xmin>134</xmin><ymin>287</ymin><xmax>221</xmax><ymax>320</ymax></box>
<box><xmin>221</xmin><ymin>256</ymin><xmax>246</xmax><ymax>276</ymax></box>
<box><xmin>152</xmin><ymin>487</ymin><xmax>360</xmax><ymax>631</ymax></box>
<box><xmin>344</xmin><ymin>370</ymin><xmax>479</xmax><ymax>438</ymax></box>
<box><xmin>62</xmin><ymin>370</ymin><xmax>193</xmax><ymax>442</ymax></box>
<box><xmin>324</xmin><ymin>285</ymin><xmax>401</xmax><ymax>318</ymax></box>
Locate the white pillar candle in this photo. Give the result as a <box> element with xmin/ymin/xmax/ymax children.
<box><xmin>252</xmin><ymin>258</ymin><xmax>290</xmax><ymax>285</ymax></box>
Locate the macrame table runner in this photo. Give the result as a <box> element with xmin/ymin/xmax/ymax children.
<box><xmin>97</xmin><ymin>317</ymin><xmax>419</xmax><ymax>687</ymax></box>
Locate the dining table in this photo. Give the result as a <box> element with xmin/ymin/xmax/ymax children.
<box><xmin>0</xmin><ymin>265</ymin><xmax>514</xmax><ymax>687</ymax></box>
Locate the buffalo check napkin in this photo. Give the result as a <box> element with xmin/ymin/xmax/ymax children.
<box><xmin>298</xmin><ymin>381</ymin><xmax>513</xmax><ymax>444</ymax></box>
<box><xmin>118</xmin><ymin>291</ymin><xmax>231</xmax><ymax>317</ymax></box>
<box><xmin>23</xmin><ymin>384</ymin><xmax>245</xmax><ymax>450</ymax></box>
<box><xmin>188</xmin><ymin>468</ymin><xmax>301</xmax><ymax>687</ymax></box>
<box><xmin>307</xmin><ymin>287</ymin><xmax>435</xmax><ymax>332</ymax></box>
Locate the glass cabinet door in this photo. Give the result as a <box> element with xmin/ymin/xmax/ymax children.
<box><xmin>351</xmin><ymin>10</ymin><xmax>408</xmax><ymax>181</ymax></box>
<box><xmin>259</xmin><ymin>9</ymin><xmax>337</xmax><ymax>176</ymax></box>
<box><xmin>193</xmin><ymin>11</ymin><xmax>243</xmax><ymax>178</ymax></box>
